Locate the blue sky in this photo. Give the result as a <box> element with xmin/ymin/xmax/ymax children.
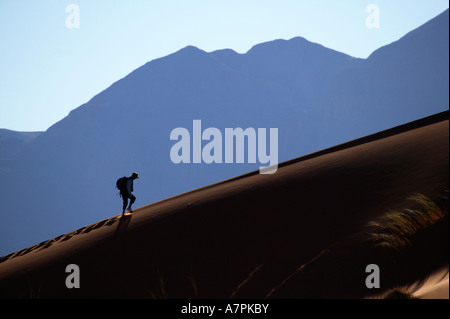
<box><xmin>0</xmin><ymin>0</ymin><xmax>448</xmax><ymax>132</ymax></box>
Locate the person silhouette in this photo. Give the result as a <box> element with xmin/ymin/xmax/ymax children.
<box><xmin>120</xmin><ymin>172</ymin><xmax>139</xmax><ymax>215</ymax></box>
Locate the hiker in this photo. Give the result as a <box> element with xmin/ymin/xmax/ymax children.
<box><xmin>117</xmin><ymin>172</ymin><xmax>139</xmax><ymax>215</ymax></box>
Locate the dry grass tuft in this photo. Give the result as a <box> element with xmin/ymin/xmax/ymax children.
<box><xmin>367</xmin><ymin>193</ymin><xmax>447</xmax><ymax>251</ymax></box>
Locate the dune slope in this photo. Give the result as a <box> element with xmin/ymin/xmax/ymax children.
<box><xmin>0</xmin><ymin>111</ymin><xmax>448</xmax><ymax>298</ymax></box>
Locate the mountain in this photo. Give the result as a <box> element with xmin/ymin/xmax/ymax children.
<box><xmin>316</xmin><ymin>9</ymin><xmax>449</xmax><ymax>145</ymax></box>
<box><xmin>0</xmin><ymin>10</ymin><xmax>448</xmax><ymax>257</ymax></box>
<box><xmin>0</xmin><ymin>129</ymin><xmax>42</xmax><ymax>161</ymax></box>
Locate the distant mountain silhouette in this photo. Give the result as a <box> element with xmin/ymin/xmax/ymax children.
<box><xmin>0</xmin><ymin>10</ymin><xmax>448</xmax><ymax>256</ymax></box>
<box><xmin>316</xmin><ymin>9</ymin><xmax>449</xmax><ymax>145</ymax></box>
<box><xmin>0</xmin><ymin>129</ymin><xmax>42</xmax><ymax>161</ymax></box>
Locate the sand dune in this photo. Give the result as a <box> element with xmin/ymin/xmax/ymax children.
<box><xmin>0</xmin><ymin>111</ymin><xmax>448</xmax><ymax>299</ymax></box>
<box><xmin>414</xmin><ymin>268</ymin><xmax>449</xmax><ymax>299</ymax></box>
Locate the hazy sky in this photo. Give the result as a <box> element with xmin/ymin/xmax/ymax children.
<box><xmin>0</xmin><ymin>0</ymin><xmax>448</xmax><ymax>132</ymax></box>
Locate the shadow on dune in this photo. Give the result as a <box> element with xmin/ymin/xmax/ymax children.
<box><xmin>115</xmin><ymin>214</ymin><xmax>133</xmax><ymax>236</ymax></box>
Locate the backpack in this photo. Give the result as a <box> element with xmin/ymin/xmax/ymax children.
<box><xmin>116</xmin><ymin>176</ymin><xmax>128</xmax><ymax>192</ymax></box>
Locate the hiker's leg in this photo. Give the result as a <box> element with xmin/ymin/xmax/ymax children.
<box><xmin>127</xmin><ymin>195</ymin><xmax>136</xmax><ymax>211</ymax></box>
<box><xmin>122</xmin><ymin>193</ymin><xmax>128</xmax><ymax>213</ymax></box>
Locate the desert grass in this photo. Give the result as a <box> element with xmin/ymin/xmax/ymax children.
<box><xmin>381</xmin><ymin>288</ymin><xmax>416</xmax><ymax>299</ymax></box>
<box><xmin>147</xmin><ymin>270</ymin><xmax>200</xmax><ymax>299</ymax></box>
<box><xmin>264</xmin><ymin>249</ymin><xmax>328</xmax><ymax>298</ymax></box>
<box><xmin>366</xmin><ymin>192</ymin><xmax>448</xmax><ymax>251</ymax></box>
<box><xmin>147</xmin><ymin>270</ymin><xmax>168</xmax><ymax>299</ymax></box>
<box><xmin>230</xmin><ymin>264</ymin><xmax>263</xmax><ymax>299</ymax></box>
